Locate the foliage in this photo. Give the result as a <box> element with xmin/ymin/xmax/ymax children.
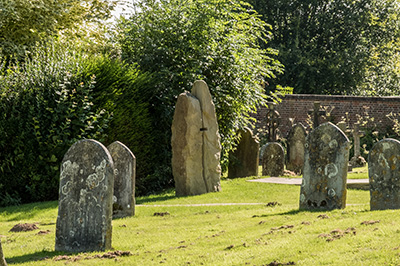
<box><xmin>0</xmin><ymin>0</ymin><xmax>117</xmax><ymax>61</ymax></box>
<box><xmin>0</xmin><ymin>43</ymin><xmax>111</xmax><ymax>206</ymax></box>
<box><xmin>82</xmin><ymin>56</ymin><xmax>172</xmax><ymax>195</ymax></box>
<box><xmin>118</xmin><ymin>0</ymin><xmax>286</xmax><ymax>172</ymax></box>
<box><xmin>248</xmin><ymin>0</ymin><xmax>400</xmax><ymax>95</ymax></box>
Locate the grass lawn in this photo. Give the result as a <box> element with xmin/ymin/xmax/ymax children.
<box><xmin>2</xmin><ymin>168</ymin><xmax>398</xmax><ymax>266</ymax></box>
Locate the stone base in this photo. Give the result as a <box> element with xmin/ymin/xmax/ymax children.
<box><xmin>349</xmin><ymin>155</ymin><xmax>367</xmax><ymax>168</ymax></box>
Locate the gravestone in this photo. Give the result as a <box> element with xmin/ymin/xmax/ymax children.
<box><xmin>369</xmin><ymin>138</ymin><xmax>400</xmax><ymax>210</ymax></box>
<box><xmin>228</xmin><ymin>128</ymin><xmax>260</xmax><ymax>178</ymax></box>
<box><xmin>286</xmin><ymin>123</ymin><xmax>306</xmax><ymax>174</ymax></box>
<box><xmin>55</xmin><ymin>139</ymin><xmax>114</xmax><ymax>252</ymax></box>
<box><xmin>349</xmin><ymin>122</ymin><xmax>366</xmax><ymax>167</ymax></box>
<box><xmin>265</xmin><ymin>104</ymin><xmax>281</xmax><ymax>142</ymax></box>
<box><xmin>171</xmin><ymin>80</ymin><xmax>221</xmax><ymax>196</ymax></box>
<box><xmin>107</xmin><ymin>141</ymin><xmax>136</xmax><ymax>218</ymax></box>
<box><xmin>299</xmin><ymin>122</ymin><xmax>350</xmax><ymax>210</ymax></box>
<box><xmin>0</xmin><ymin>239</ymin><xmax>6</xmax><ymax>266</ymax></box>
<box><xmin>262</xmin><ymin>142</ymin><xmax>284</xmax><ymax>177</ymax></box>
<box><xmin>191</xmin><ymin>80</ymin><xmax>222</xmax><ymax>192</ymax></box>
<box><xmin>308</xmin><ymin>102</ymin><xmax>326</xmax><ymax>128</ymax></box>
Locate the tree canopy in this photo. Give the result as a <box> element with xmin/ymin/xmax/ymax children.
<box><xmin>248</xmin><ymin>0</ymin><xmax>400</xmax><ymax>95</ymax></box>
<box><xmin>118</xmin><ymin>0</ymin><xmax>287</xmax><ymax>170</ymax></box>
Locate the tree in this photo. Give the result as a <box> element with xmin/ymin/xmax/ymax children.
<box><xmin>118</xmin><ymin>0</ymin><xmax>286</xmax><ymax>172</ymax></box>
<box><xmin>247</xmin><ymin>0</ymin><xmax>400</xmax><ymax>95</ymax></box>
<box><xmin>0</xmin><ymin>0</ymin><xmax>117</xmax><ymax>60</ymax></box>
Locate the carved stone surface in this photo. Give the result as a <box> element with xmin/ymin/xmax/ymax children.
<box><xmin>286</xmin><ymin>123</ymin><xmax>306</xmax><ymax>174</ymax></box>
<box><xmin>300</xmin><ymin>122</ymin><xmax>350</xmax><ymax>210</ymax></box>
<box><xmin>228</xmin><ymin>128</ymin><xmax>260</xmax><ymax>178</ymax></box>
<box><xmin>369</xmin><ymin>138</ymin><xmax>400</xmax><ymax>211</ymax></box>
<box><xmin>0</xmin><ymin>239</ymin><xmax>6</xmax><ymax>266</ymax></box>
<box><xmin>107</xmin><ymin>141</ymin><xmax>136</xmax><ymax>218</ymax></box>
<box><xmin>171</xmin><ymin>92</ymin><xmax>206</xmax><ymax>196</ymax></box>
<box><xmin>191</xmin><ymin>80</ymin><xmax>222</xmax><ymax>192</ymax></box>
<box><xmin>262</xmin><ymin>142</ymin><xmax>284</xmax><ymax>177</ymax></box>
<box><xmin>55</xmin><ymin>139</ymin><xmax>114</xmax><ymax>252</ymax></box>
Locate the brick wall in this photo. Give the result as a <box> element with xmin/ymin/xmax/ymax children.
<box><xmin>254</xmin><ymin>94</ymin><xmax>400</xmax><ymax>138</ymax></box>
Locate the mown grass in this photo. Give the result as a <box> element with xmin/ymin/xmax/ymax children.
<box><xmin>2</xmin><ymin>171</ymin><xmax>398</xmax><ymax>266</ymax></box>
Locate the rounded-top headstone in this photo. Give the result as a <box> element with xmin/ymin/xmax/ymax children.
<box><xmin>286</xmin><ymin>123</ymin><xmax>307</xmax><ymax>174</ymax></box>
<box><xmin>0</xmin><ymin>239</ymin><xmax>6</xmax><ymax>266</ymax></box>
<box><xmin>300</xmin><ymin>122</ymin><xmax>350</xmax><ymax>210</ymax></box>
<box><xmin>369</xmin><ymin>138</ymin><xmax>400</xmax><ymax>210</ymax></box>
<box><xmin>107</xmin><ymin>141</ymin><xmax>136</xmax><ymax>218</ymax></box>
<box><xmin>262</xmin><ymin>142</ymin><xmax>284</xmax><ymax>177</ymax></box>
<box><xmin>55</xmin><ymin>139</ymin><xmax>114</xmax><ymax>252</ymax></box>
<box><xmin>191</xmin><ymin>80</ymin><xmax>222</xmax><ymax>192</ymax></box>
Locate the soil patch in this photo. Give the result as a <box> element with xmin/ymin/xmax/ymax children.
<box><xmin>9</xmin><ymin>223</ymin><xmax>39</xmax><ymax>232</ymax></box>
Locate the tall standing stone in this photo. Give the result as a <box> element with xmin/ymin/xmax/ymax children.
<box><xmin>107</xmin><ymin>141</ymin><xmax>136</xmax><ymax>218</ymax></box>
<box><xmin>171</xmin><ymin>92</ymin><xmax>205</xmax><ymax>196</ymax></box>
<box><xmin>191</xmin><ymin>80</ymin><xmax>222</xmax><ymax>192</ymax></box>
<box><xmin>262</xmin><ymin>142</ymin><xmax>285</xmax><ymax>177</ymax></box>
<box><xmin>55</xmin><ymin>139</ymin><xmax>114</xmax><ymax>252</ymax></box>
<box><xmin>299</xmin><ymin>122</ymin><xmax>350</xmax><ymax>210</ymax></box>
<box><xmin>172</xmin><ymin>81</ymin><xmax>222</xmax><ymax>196</ymax></box>
<box><xmin>0</xmin><ymin>239</ymin><xmax>6</xmax><ymax>266</ymax></box>
<box><xmin>228</xmin><ymin>128</ymin><xmax>260</xmax><ymax>178</ymax></box>
<box><xmin>369</xmin><ymin>138</ymin><xmax>400</xmax><ymax>210</ymax></box>
<box><xmin>286</xmin><ymin>123</ymin><xmax>306</xmax><ymax>174</ymax></box>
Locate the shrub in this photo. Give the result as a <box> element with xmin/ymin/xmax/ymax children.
<box><xmin>0</xmin><ymin>43</ymin><xmax>111</xmax><ymax>205</ymax></box>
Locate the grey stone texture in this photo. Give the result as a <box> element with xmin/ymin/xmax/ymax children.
<box><xmin>0</xmin><ymin>239</ymin><xmax>6</xmax><ymax>266</ymax></box>
<box><xmin>171</xmin><ymin>80</ymin><xmax>221</xmax><ymax>196</ymax></box>
<box><xmin>191</xmin><ymin>80</ymin><xmax>222</xmax><ymax>192</ymax></box>
<box><xmin>107</xmin><ymin>141</ymin><xmax>136</xmax><ymax>218</ymax></box>
<box><xmin>262</xmin><ymin>142</ymin><xmax>285</xmax><ymax>177</ymax></box>
<box><xmin>299</xmin><ymin>122</ymin><xmax>350</xmax><ymax>210</ymax></box>
<box><xmin>369</xmin><ymin>138</ymin><xmax>400</xmax><ymax>210</ymax></box>
<box><xmin>286</xmin><ymin>123</ymin><xmax>306</xmax><ymax>174</ymax></box>
<box><xmin>350</xmin><ymin>122</ymin><xmax>366</xmax><ymax>167</ymax></box>
<box><xmin>55</xmin><ymin>139</ymin><xmax>114</xmax><ymax>252</ymax></box>
<box><xmin>228</xmin><ymin>128</ymin><xmax>260</xmax><ymax>178</ymax></box>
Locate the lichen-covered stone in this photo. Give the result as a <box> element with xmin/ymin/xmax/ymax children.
<box><xmin>55</xmin><ymin>139</ymin><xmax>114</xmax><ymax>252</ymax></box>
<box><xmin>107</xmin><ymin>141</ymin><xmax>136</xmax><ymax>218</ymax></box>
<box><xmin>228</xmin><ymin>128</ymin><xmax>260</xmax><ymax>178</ymax></box>
<box><xmin>262</xmin><ymin>142</ymin><xmax>284</xmax><ymax>177</ymax></box>
<box><xmin>171</xmin><ymin>92</ymin><xmax>206</xmax><ymax>196</ymax></box>
<box><xmin>0</xmin><ymin>239</ymin><xmax>6</xmax><ymax>266</ymax></box>
<box><xmin>369</xmin><ymin>138</ymin><xmax>400</xmax><ymax>211</ymax></box>
<box><xmin>300</xmin><ymin>122</ymin><xmax>350</xmax><ymax>210</ymax></box>
<box><xmin>191</xmin><ymin>80</ymin><xmax>222</xmax><ymax>192</ymax></box>
<box><xmin>286</xmin><ymin>123</ymin><xmax>306</xmax><ymax>174</ymax></box>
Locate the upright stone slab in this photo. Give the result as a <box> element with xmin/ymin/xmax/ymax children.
<box><xmin>55</xmin><ymin>139</ymin><xmax>114</xmax><ymax>252</ymax></box>
<box><xmin>300</xmin><ymin>122</ymin><xmax>350</xmax><ymax>210</ymax></box>
<box><xmin>0</xmin><ymin>239</ymin><xmax>6</xmax><ymax>266</ymax></box>
<box><xmin>369</xmin><ymin>138</ymin><xmax>400</xmax><ymax>210</ymax></box>
<box><xmin>171</xmin><ymin>92</ymin><xmax>206</xmax><ymax>196</ymax></box>
<box><xmin>262</xmin><ymin>142</ymin><xmax>284</xmax><ymax>177</ymax></box>
<box><xmin>191</xmin><ymin>80</ymin><xmax>222</xmax><ymax>192</ymax></box>
<box><xmin>286</xmin><ymin>123</ymin><xmax>306</xmax><ymax>174</ymax></box>
<box><xmin>228</xmin><ymin>128</ymin><xmax>260</xmax><ymax>178</ymax></box>
<box><xmin>107</xmin><ymin>141</ymin><xmax>136</xmax><ymax>218</ymax></box>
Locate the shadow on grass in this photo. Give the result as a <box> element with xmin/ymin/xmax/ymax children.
<box><xmin>0</xmin><ymin>201</ymin><xmax>58</xmax><ymax>222</ymax></box>
<box><xmin>255</xmin><ymin>208</ymin><xmax>343</xmax><ymax>218</ymax></box>
<box><xmin>6</xmin><ymin>250</ymin><xmax>66</xmax><ymax>264</ymax></box>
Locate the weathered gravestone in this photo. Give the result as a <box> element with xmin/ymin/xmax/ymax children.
<box><xmin>55</xmin><ymin>139</ymin><xmax>114</xmax><ymax>252</ymax></box>
<box><xmin>107</xmin><ymin>141</ymin><xmax>136</xmax><ymax>218</ymax></box>
<box><xmin>228</xmin><ymin>128</ymin><xmax>260</xmax><ymax>178</ymax></box>
<box><xmin>349</xmin><ymin>122</ymin><xmax>366</xmax><ymax>167</ymax></box>
<box><xmin>265</xmin><ymin>103</ymin><xmax>281</xmax><ymax>142</ymax></box>
<box><xmin>286</xmin><ymin>123</ymin><xmax>306</xmax><ymax>174</ymax></box>
<box><xmin>0</xmin><ymin>239</ymin><xmax>6</xmax><ymax>266</ymax></box>
<box><xmin>369</xmin><ymin>138</ymin><xmax>400</xmax><ymax>210</ymax></box>
<box><xmin>308</xmin><ymin>101</ymin><xmax>326</xmax><ymax>128</ymax></box>
<box><xmin>299</xmin><ymin>122</ymin><xmax>350</xmax><ymax>210</ymax></box>
<box><xmin>262</xmin><ymin>142</ymin><xmax>285</xmax><ymax>177</ymax></box>
<box><xmin>171</xmin><ymin>80</ymin><xmax>221</xmax><ymax>196</ymax></box>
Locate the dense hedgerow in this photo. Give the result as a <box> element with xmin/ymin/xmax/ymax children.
<box><xmin>0</xmin><ymin>44</ymin><xmax>111</xmax><ymax>206</ymax></box>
